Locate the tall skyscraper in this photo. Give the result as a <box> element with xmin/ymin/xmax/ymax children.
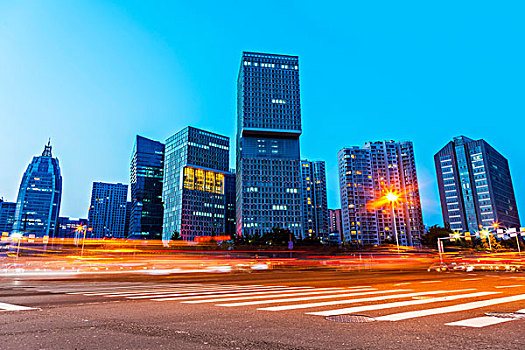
<box><xmin>162</xmin><ymin>126</ymin><xmax>230</xmax><ymax>242</ymax></box>
<box><xmin>0</xmin><ymin>199</ymin><xmax>16</xmax><ymax>233</ymax></box>
<box><xmin>129</xmin><ymin>135</ymin><xmax>165</xmax><ymax>240</ymax></box>
<box><xmin>434</xmin><ymin>136</ymin><xmax>520</xmax><ymax>232</ymax></box>
<box><xmin>88</xmin><ymin>182</ymin><xmax>128</xmax><ymax>239</ymax></box>
<box><xmin>329</xmin><ymin>208</ymin><xmax>343</xmax><ymax>242</ymax></box>
<box><xmin>338</xmin><ymin>140</ymin><xmax>424</xmax><ymax>246</ymax></box>
<box><xmin>236</xmin><ymin>51</ymin><xmax>302</xmax><ymax>238</ymax></box>
<box><xmin>12</xmin><ymin>142</ymin><xmax>62</xmax><ymax>238</ymax></box>
<box><xmin>225</xmin><ymin>171</ymin><xmax>236</xmax><ymax>237</ymax></box>
<box><xmin>300</xmin><ymin>160</ymin><xmax>329</xmax><ymax>240</ymax></box>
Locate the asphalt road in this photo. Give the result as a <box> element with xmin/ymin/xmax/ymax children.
<box><xmin>1</xmin><ymin>270</ymin><xmax>524</xmax><ymax>350</ymax></box>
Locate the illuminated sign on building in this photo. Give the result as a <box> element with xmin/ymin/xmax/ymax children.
<box><xmin>183</xmin><ymin>167</ymin><xmax>225</xmax><ymax>194</ymax></box>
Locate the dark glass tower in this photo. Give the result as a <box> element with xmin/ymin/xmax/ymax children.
<box><xmin>225</xmin><ymin>171</ymin><xmax>236</xmax><ymax>237</ymax></box>
<box><xmin>0</xmin><ymin>199</ymin><xmax>16</xmax><ymax>233</ymax></box>
<box><xmin>162</xmin><ymin>126</ymin><xmax>230</xmax><ymax>242</ymax></box>
<box><xmin>435</xmin><ymin>136</ymin><xmax>520</xmax><ymax>233</ymax></box>
<box><xmin>236</xmin><ymin>52</ymin><xmax>302</xmax><ymax>238</ymax></box>
<box><xmin>129</xmin><ymin>136</ymin><xmax>165</xmax><ymax>240</ymax></box>
<box><xmin>12</xmin><ymin>142</ymin><xmax>62</xmax><ymax>238</ymax></box>
<box><xmin>88</xmin><ymin>182</ymin><xmax>128</xmax><ymax>239</ymax></box>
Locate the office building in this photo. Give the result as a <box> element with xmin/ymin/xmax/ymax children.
<box><xmin>435</xmin><ymin>136</ymin><xmax>520</xmax><ymax>232</ymax></box>
<box><xmin>129</xmin><ymin>136</ymin><xmax>165</xmax><ymax>240</ymax></box>
<box><xmin>300</xmin><ymin>160</ymin><xmax>329</xmax><ymax>240</ymax></box>
<box><xmin>88</xmin><ymin>182</ymin><xmax>128</xmax><ymax>239</ymax></box>
<box><xmin>225</xmin><ymin>171</ymin><xmax>236</xmax><ymax>237</ymax></box>
<box><xmin>338</xmin><ymin>140</ymin><xmax>424</xmax><ymax>246</ymax></box>
<box><xmin>162</xmin><ymin>126</ymin><xmax>230</xmax><ymax>241</ymax></box>
<box><xmin>236</xmin><ymin>51</ymin><xmax>302</xmax><ymax>238</ymax></box>
<box><xmin>56</xmin><ymin>217</ymin><xmax>89</xmax><ymax>239</ymax></box>
<box><xmin>329</xmin><ymin>208</ymin><xmax>343</xmax><ymax>242</ymax></box>
<box><xmin>0</xmin><ymin>199</ymin><xmax>16</xmax><ymax>233</ymax></box>
<box><xmin>12</xmin><ymin>141</ymin><xmax>62</xmax><ymax>238</ymax></box>
<box><xmin>124</xmin><ymin>201</ymin><xmax>131</xmax><ymax>237</ymax></box>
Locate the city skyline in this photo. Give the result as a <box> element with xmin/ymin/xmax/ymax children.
<box><xmin>1</xmin><ymin>2</ymin><xmax>525</xmax><ymax>227</ymax></box>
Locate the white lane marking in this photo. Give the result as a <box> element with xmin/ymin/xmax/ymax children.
<box><xmin>138</xmin><ymin>287</ymin><xmax>317</xmax><ymax>300</ymax></box>
<box><xmin>375</xmin><ymin>293</ymin><xmax>525</xmax><ymax>321</ymax></box>
<box><xmin>461</xmin><ymin>278</ymin><xmax>480</xmax><ymax>281</ymax></box>
<box><xmin>79</xmin><ymin>284</ymin><xmax>270</xmax><ymax>296</ymax></box>
<box><xmin>517</xmin><ymin>309</ymin><xmax>525</xmax><ymax>313</ymax></box>
<box><xmin>0</xmin><ymin>302</ymin><xmax>39</xmax><ymax>311</ymax></box>
<box><xmin>394</xmin><ymin>283</ymin><xmax>411</xmax><ymax>286</ymax></box>
<box><xmin>346</xmin><ymin>286</ymin><xmax>372</xmax><ymax>289</ymax></box>
<box><xmin>262</xmin><ymin>289</ymin><xmax>476</xmax><ymax>312</ymax></box>
<box><xmin>90</xmin><ymin>285</ymin><xmax>284</xmax><ymax>297</ymax></box>
<box><xmin>446</xmin><ymin>316</ymin><xmax>514</xmax><ymax>328</ymax></box>
<box><xmin>494</xmin><ymin>285</ymin><xmax>524</xmax><ymax>289</ymax></box>
<box><xmin>421</xmin><ymin>280</ymin><xmax>442</xmax><ymax>284</ymax></box>
<box><xmin>172</xmin><ymin>288</ymin><xmax>353</xmax><ymax>304</ymax></box>
<box><xmin>307</xmin><ymin>291</ymin><xmax>496</xmax><ymax>316</ymax></box>
<box><xmin>219</xmin><ymin>289</ymin><xmax>410</xmax><ymax>307</ymax></box>
<box><xmin>66</xmin><ymin>284</ymin><xmax>210</xmax><ymax>294</ymax></box>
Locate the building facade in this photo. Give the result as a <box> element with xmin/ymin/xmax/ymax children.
<box><xmin>88</xmin><ymin>182</ymin><xmax>128</xmax><ymax>239</ymax></box>
<box><xmin>162</xmin><ymin>126</ymin><xmax>230</xmax><ymax>242</ymax></box>
<box><xmin>12</xmin><ymin>142</ymin><xmax>62</xmax><ymax>238</ymax></box>
<box><xmin>56</xmin><ymin>217</ymin><xmax>89</xmax><ymax>239</ymax></box>
<box><xmin>300</xmin><ymin>160</ymin><xmax>329</xmax><ymax>240</ymax></box>
<box><xmin>225</xmin><ymin>171</ymin><xmax>236</xmax><ymax>237</ymax></box>
<box><xmin>129</xmin><ymin>135</ymin><xmax>165</xmax><ymax>240</ymax></box>
<box><xmin>236</xmin><ymin>51</ymin><xmax>303</xmax><ymax>238</ymax></box>
<box><xmin>434</xmin><ymin>136</ymin><xmax>520</xmax><ymax>233</ymax></box>
<box><xmin>0</xmin><ymin>199</ymin><xmax>16</xmax><ymax>233</ymax></box>
<box><xmin>329</xmin><ymin>208</ymin><xmax>343</xmax><ymax>242</ymax></box>
<box><xmin>338</xmin><ymin>140</ymin><xmax>424</xmax><ymax>246</ymax></box>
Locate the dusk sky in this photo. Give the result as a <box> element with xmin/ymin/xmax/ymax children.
<box><xmin>1</xmin><ymin>1</ymin><xmax>524</xmax><ymax>226</ymax></box>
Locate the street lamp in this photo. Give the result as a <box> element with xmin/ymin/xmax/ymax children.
<box><xmin>386</xmin><ymin>192</ymin><xmax>400</xmax><ymax>253</ymax></box>
<box><xmin>76</xmin><ymin>225</ymin><xmax>92</xmax><ymax>256</ymax></box>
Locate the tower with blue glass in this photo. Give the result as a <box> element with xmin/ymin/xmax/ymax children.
<box><xmin>236</xmin><ymin>52</ymin><xmax>303</xmax><ymax>238</ymax></box>
<box><xmin>12</xmin><ymin>141</ymin><xmax>62</xmax><ymax>238</ymax></box>
<box><xmin>129</xmin><ymin>135</ymin><xmax>165</xmax><ymax>240</ymax></box>
<box><xmin>435</xmin><ymin>136</ymin><xmax>520</xmax><ymax>233</ymax></box>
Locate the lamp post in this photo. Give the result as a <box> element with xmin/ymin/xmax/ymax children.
<box><xmin>76</xmin><ymin>225</ymin><xmax>91</xmax><ymax>257</ymax></box>
<box><xmin>386</xmin><ymin>192</ymin><xmax>400</xmax><ymax>253</ymax></box>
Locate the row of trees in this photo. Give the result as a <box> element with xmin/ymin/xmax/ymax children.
<box><xmin>169</xmin><ymin>225</ymin><xmax>522</xmax><ymax>251</ymax></box>
<box><xmin>420</xmin><ymin>224</ymin><xmax>523</xmax><ymax>252</ymax></box>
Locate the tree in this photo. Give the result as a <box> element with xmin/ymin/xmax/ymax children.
<box><xmin>420</xmin><ymin>225</ymin><xmax>452</xmax><ymax>248</ymax></box>
<box><xmin>170</xmin><ymin>230</ymin><xmax>181</xmax><ymax>241</ymax></box>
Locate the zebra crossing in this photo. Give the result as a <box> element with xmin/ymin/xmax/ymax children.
<box><xmin>65</xmin><ymin>282</ymin><xmax>525</xmax><ymax>328</ymax></box>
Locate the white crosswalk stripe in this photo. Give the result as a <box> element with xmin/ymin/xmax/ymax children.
<box><xmin>306</xmin><ymin>291</ymin><xmax>498</xmax><ymax>316</ymax></box>
<box><xmin>86</xmin><ymin>285</ymin><xmax>287</xmax><ymax>297</ymax></box>
<box><xmin>375</xmin><ymin>293</ymin><xmax>525</xmax><ymax>321</ymax></box>
<box><xmin>177</xmin><ymin>288</ymin><xmax>375</xmax><ymax>304</ymax></box>
<box><xmin>135</xmin><ymin>286</ymin><xmax>316</xmax><ymax>300</ymax></box>
<box><xmin>0</xmin><ymin>302</ymin><xmax>38</xmax><ymax>312</ymax></box>
<box><xmin>259</xmin><ymin>289</ymin><xmax>475</xmax><ymax>312</ymax></box>
<box><xmin>445</xmin><ymin>316</ymin><xmax>514</xmax><ymax>328</ymax></box>
<box><xmin>218</xmin><ymin>289</ymin><xmax>410</xmax><ymax>307</ymax></box>
<box><xmin>59</xmin><ymin>283</ymin><xmax>525</xmax><ymax>328</ymax></box>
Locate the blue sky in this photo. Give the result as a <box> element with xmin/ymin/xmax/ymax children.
<box><xmin>1</xmin><ymin>1</ymin><xmax>524</xmax><ymax>225</ymax></box>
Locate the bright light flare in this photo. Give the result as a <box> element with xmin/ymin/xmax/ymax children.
<box><xmin>386</xmin><ymin>192</ymin><xmax>398</xmax><ymax>202</ymax></box>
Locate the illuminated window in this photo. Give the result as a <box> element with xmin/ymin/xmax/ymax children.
<box><xmin>195</xmin><ymin>169</ymin><xmax>205</xmax><ymax>191</ymax></box>
<box><xmin>183</xmin><ymin>167</ymin><xmax>194</xmax><ymax>190</ymax></box>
